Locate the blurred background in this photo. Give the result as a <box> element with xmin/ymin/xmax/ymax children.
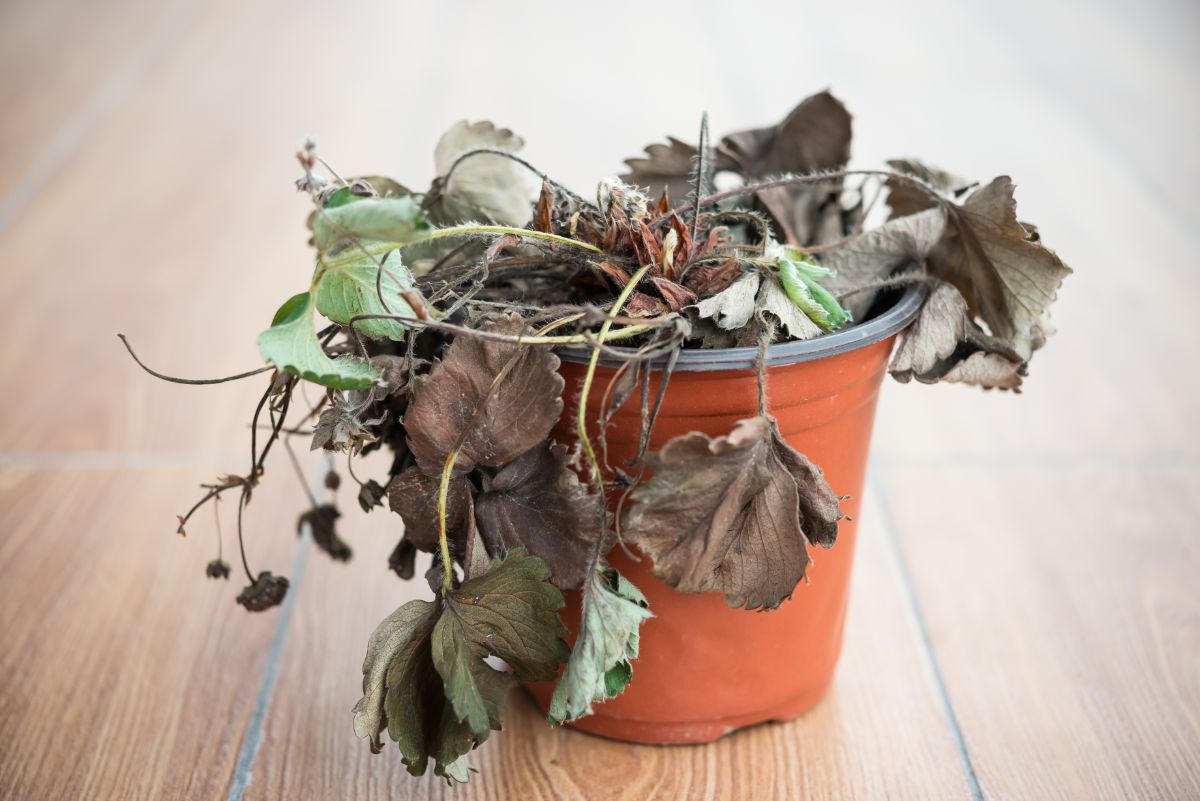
<box><xmin>1</xmin><ymin>0</ymin><xmax>1197</xmax><ymax>799</ymax></box>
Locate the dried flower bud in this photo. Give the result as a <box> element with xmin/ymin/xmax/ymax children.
<box><xmin>236</xmin><ymin>572</ymin><xmax>289</xmax><ymax>612</ymax></box>
<box><xmin>388</xmin><ymin>537</ymin><xmax>417</xmax><ymax>580</ymax></box>
<box><xmin>206</xmin><ymin>559</ymin><xmax>231</xmax><ymax>580</ymax></box>
<box><xmin>358</xmin><ymin>479</ymin><xmax>386</xmax><ymax>513</ymax></box>
<box><xmin>298</xmin><ymin>504</ymin><xmax>351</xmax><ymax>561</ymax></box>
<box><xmin>324</xmin><ymin>470</ymin><xmax>341</xmax><ymax>491</ymax></box>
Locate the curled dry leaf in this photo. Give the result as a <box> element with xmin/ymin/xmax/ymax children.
<box><xmin>620</xmin><ymin>136</ymin><xmax>707</xmax><ymax>203</ymax></box>
<box><xmin>387</xmin><ymin>467</ymin><xmax>473</xmax><ymax>555</ymax></box>
<box><xmin>623</xmin><ymin>416</ymin><xmax>842</xmax><ymax>610</ymax></box>
<box><xmin>548</xmin><ymin>564</ymin><xmax>652</xmax><ymax>724</ymax></box>
<box><xmin>353</xmin><ymin>550</ymin><xmax>566</xmax><ymax>783</ymax></box>
<box><xmin>890</xmin><ymin>281</ymin><xmax>1025</xmax><ymax>390</ymax></box>
<box><xmin>236</xmin><ymin>571</ymin><xmax>289</xmax><ymax>612</ymax></box>
<box><xmin>432</xmin><ymin>120</ymin><xmax>536</xmax><ymax>227</ymax></box>
<box><xmin>299</xmin><ymin>503</ymin><xmax>351</xmax><ymax>561</ymax></box>
<box><xmin>694</xmin><ymin>272</ymin><xmax>760</xmax><ymax>331</ymax></box>
<box><xmin>389</xmin><ymin>536</ymin><xmax>417</xmax><ymax>580</ymax></box>
<box><xmin>403</xmin><ymin>314</ymin><xmax>565</xmax><ymax>474</ymax></box>
<box><xmin>885</xmin><ymin>158</ymin><xmax>976</xmax><ymax>219</ymax></box>
<box><xmin>475</xmin><ymin>440</ymin><xmax>603</xmax><ymax>590</ymax></box>
<box><xmin>358</xmin><ymin>478</ymin><xmax>387</xmax><ymax>512</ymax></box>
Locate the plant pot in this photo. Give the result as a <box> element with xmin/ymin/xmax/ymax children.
<box><xmin>526</xmin><ymin>287</ymin><xmax>924</xmax><ymax>744</ymax></box>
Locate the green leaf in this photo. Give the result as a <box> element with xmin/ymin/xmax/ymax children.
<box><xmin>314</xmin><ymin>249</ymin><xmax>420</xmax><ymax>341</ymax></box>
<box><xmin>256</xmin><ymin>291</ymin><xmax>380</xmax><ymax>390</ymax></box>
<box><xmin>322</xmin><ymin>186</ymin><xmax>361</xmax><ymax>208</ymax></box>
<box><xmin>433</xmin><ymin>549</ymin><xmax>568</xmax><ymax>733</ymax></box>
<box><xmin>314</xmin><ymin>196</ymin><xmax>431</xmax><ymax>252</ymax></box>
<box><xmin>776</xmin><ymin>250</ymin><xmax>851</xmax><ymax>332</ymax></box>
<box><xmin>548</xmin><ymin>565</ymin><xmax>652</xmax><ymax>724</ymax></box>
<box><xmin>353</xmin><ymin>599</ymin><xmax>482</xmax><ymax>783</ymax></box>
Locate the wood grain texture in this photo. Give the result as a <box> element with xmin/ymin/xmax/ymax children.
<box><xmin>243</xmin><ymin>487</ymin><xmax>971</xmax><ymax>801</ymax></box>
<box><xmin>0</xmin><ymin>468</ymin><xmax>308</xmax><ymax>800</ymax></box>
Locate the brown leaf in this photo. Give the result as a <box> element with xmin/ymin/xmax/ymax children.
<box><xmin>625</xmin><ymin>291</ymin><xmax>668</xmax><ymax>318</ymax></box>
<box><xmin>358</xmin><ymin>478</ymin><xmax>387</xmax><ymax>512</ymax></box>
<box><xmin>925</xmin><ymin>176</ymin><xmax>1071</xmax><ymax>361</ymax></box>
<box><xmin>403</xmin><ymin>313</ymin><xmax>565</xmax><ymax>473</ymax></box>
<box><xmin>389</xmin><ymin>536</ymin><xmax>417</xmax><ymax>580</ymax></box>
<box><xmin>623</xmin><ymin>416</ymin><xmax>841</xmax><ymax>610</ymax></box>
<box><xmin>820</xmin><ymin>207</ymin><xmax>947</xmax><ymax>319</ymax></box>
<box><xmin>620</xmin><ymin>137</ymin><xmax>706</xmax><ymax>203</ymax></box>
<box><xmin>890</xmin><ymin>281</ymin><xmax>1026</xmax><ymax>390</ymax></box>
<box><xmin>649</xmin><ymin>277</ymin><xmax>698</xmax><ymax>312</ymax></box>
<box><xmin>299</xmin><ymin>503</ymin><xmax>351</xmax><ymax>561</ymax></box>
<box><xmin>388</xmin><ymin>467</ymin><xmax>473</xmax><ymax>555</ymax></box>
<box><xmin>534</xmin><ymin>177</ymin><xmax>555</xmax><ymax>233</ymax></box>
<box><xmin>885</xmin><ymin>158</ymin><xmax>976</xmax><ymax>219</ymax></box>
<box><xmin>475</xmin><ymin>440</ymin><xmax>604</xmax><ymax>590</ymax></box>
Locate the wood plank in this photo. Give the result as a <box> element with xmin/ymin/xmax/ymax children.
<box><xmin>241</xmin><ymin>466</ymin><xmax>971</xmax><ymax>801</ymax></box>
<box><xmin>877</xmin><ymin>462</ymin><xmax>1200</xmax><ymax>800</ymax></box>
<box><xmin>0</xmin><ymin>467</ymin><xmax>307</xmax><ymax>800</ymax></box>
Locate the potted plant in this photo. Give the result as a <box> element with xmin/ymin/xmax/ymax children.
<box><xmin>122</xmin><ymin>90</ymin><xmax>1070</xmax><ymax>784</ymax></box>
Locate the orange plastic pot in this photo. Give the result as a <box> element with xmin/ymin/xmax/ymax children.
<box><xmin>527</xmin><ymin>287</ymin><xmax>923</xmax><ymax>744</ymax></box>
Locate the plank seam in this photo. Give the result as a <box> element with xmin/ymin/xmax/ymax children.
<box><xmin>869</xmin><ymin>468</ymin><xmax>985</xmax><ymax>801</ymax></box>
<box><xmin>224</xmin><ymin>488</ymin><xmax>316</xmax><ymax>801</ymax></box>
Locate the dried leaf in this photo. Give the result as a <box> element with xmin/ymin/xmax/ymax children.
<box><xmin>299</xmin><ymin>503</ymin><xmax>351</xmax><ymax>561</ymax></box>
<box><xmin>820</xmin><ymin>207</ymin><xmax>947</xmax><ymax>319</ymax></box>
<box><xmin>925</xmin><ymin>176</ymin><xmax>1071</xmax><ymax>360</ymax></box>
<box><xmin>389</xmin><ymin>536</ymin><xmax>417</xmax><ymax>580</ymax></box>
<box><xmin>257</xmin><ymin>292</ymin><xmax>380</xmax><ymax>391</ymax></box>
<box><xmin>623</xmin><ymin>417</ymin><xmax>841</xmax><ymax>609</ymax></box>
<box><xmin>620</xmin><ymin>137</ymin><xmax>704</xmax><ymax>202</ymax></box>
<box><xmin>649</xmin><ymin>276</ymin><xmax>698</xmax><ymax>312</ymax></box>
<box><xmin>885</xmin><ymin>158</ymin><xmax>976</xmax><ymax>219</ymax></box>
<box><xmin>387</xmin><ymin>467</ymin><xmax>472</xmax><ymax>555</ymax></box>
<box><xmin>433</xmin><ymin>121</ymin><xmax>536</xmax><ymax>227</ymax></box>
<box><xmin>353</xmin><ymin>599</ymin><xmax>481</xmax><ymax>782</ymax></box>
<box><xmin>404</xmin><ymin>314</ymin><xmax>565</xmax><ymax>474</ymax></box>
<box><xmin>236</xmin><ymin>571</ymin><xmax>289</xmax><ymax>612</ymax></box>
<box><xmin>548</xmin><ymin>564</ymin><xmax>652</xmax><ymax>723</ymax></box>
<box><xmin>475</xmin><ymin>440</ymin><xmax>603</xmax><ymax>590</ymax></box>
<box><xmin>694</xmin><ymin>272</ymin><xmax>760</xmax><ymax>331</ymax></box>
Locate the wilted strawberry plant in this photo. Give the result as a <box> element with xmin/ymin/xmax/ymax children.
<box><xmin>122</xmin><ymin>91</ymin><xmax>1070</xmax><ymax>783</ymax></box>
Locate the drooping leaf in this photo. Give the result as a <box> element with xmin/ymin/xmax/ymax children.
<box><xmin>389</xmin><ymin>536</ymin><xmax>417</xmax><ymax>580</ymax></box>
<box><xmin>236</xmin><ymin>571</ymin><xmax>289</xmax><ymax>612</ymax></box>
<box><xmin>548</xmin><ymin>565</ymin><xmax>652</xmax><ymax>724</ymax></box>
<box><xmin>431</xmin><ymin>120</ymin><xmax>536</xmax><ymax>227</ymax></box>
<box><xmin>885</xmin><ymin>158</ymin><xmax>976</xmax><ymax>219</ymax></box>
<box><xmin>890</xmin><ymin>281</ymin><xmax>1025</xmax><ymax>390</ymax></box>
<box><xmin>623</xmin><ymin>416</ymin><xmax>842</xmax><ymax>610</ymax></box>
<box><xmin>353</xmin><ymin>599</ymin><xmax>482</xmax><ymax>782</ymax></box>
<box><xmin>387</xmin><ymin>467</ymin><xmax>473</xmax><ymax>555</ymax></box>
<box><xmin>819</xmin><ymin>207</ymin><xmax>946</xmax><ymax>319</ymax></box>
<box><xmin>475</xmin><ymin>440</ymin><xmax>604</xmax><ymax>590</ymax></box>
<box><xmin>313</xmin><ymin>249</ymin><xmax>422</xmax><ymax>341</ymax></box>
<box><xmin>620</xmin><ymin>136</ymin><xmax>707</xmax><ymax>203</ymax></box>
<box><xmin>298</xmin><ymin>503</ymin><xmax>351</xmax><ymax>561</ymax></box>
<box><xmin>313</xmin><ymin>196</ymin><xmax>430</xmax><ymax>252</ymax></box>
<box><xmin>403</xmin><ymin>314</ymin><xmax>565</xmax><ymax>474</ymax></box>
<box><xmin>257</xmin><ymin>292</ymin><xmax>380</xmax><ymax>390</ymax></box>
<box><xmin>358</xmin><ymin>478</ymin><xmax>387</xmax><ymax>512</ymax></box>
<box><xmin>924</xmin><ymin>176</ymin><xmax>1071</xmax><ymax>361</ymax></box>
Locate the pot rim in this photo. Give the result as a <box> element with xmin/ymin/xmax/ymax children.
<box><xmin>556</xmin><ymin>283</ymin><xmax>925</xmax><ymax>372</ymax></box>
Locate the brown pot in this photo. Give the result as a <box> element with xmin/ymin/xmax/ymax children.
<box><xmin>527</xmin><ymin>287</ymin><xmax>923</xmax><ymax>744</ymax></box>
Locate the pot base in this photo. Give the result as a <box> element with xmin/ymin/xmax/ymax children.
<box><xmin>527</xmin><ymin>676</ymin><xmax>835</xmax><ymax>745</ymax></box>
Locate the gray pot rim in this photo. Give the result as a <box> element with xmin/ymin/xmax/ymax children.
<box><xmin>555</xmin><ymin>283</ymin><xmax>925</xmax><ymax>372</ymax></box>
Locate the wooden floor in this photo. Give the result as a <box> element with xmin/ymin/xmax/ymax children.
<box><xmin>2</xmin><ymin>0</ymin><xmax>1198</xmax><ymax>798</ymax></box>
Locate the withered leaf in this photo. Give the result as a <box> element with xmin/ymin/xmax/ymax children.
<box><xmin>432</xmin><ymin>120</ymin><xmax>536</xmax><ymax>227</ymax></box>
<box><xmin>475</xmin><ymin>440</ymin><xmax>604</xmax><ymax>590</ymax></box>
<box><xmin>758</xmin><ymin>272</ymin><xmax>823</xmax><ymax>341</ymax></box>
<box><xmin>404</xmin><ymin>314</ymin><xmax>565</xmax><ymax>473</ymax></box>
<box><xmin>298</xmin><ymin>503</ymin><xmax>351</xmax><ymax>561</ymax></box>
<box><xmin>925</xmin><ymin>176</ymin><xmax>1071</xmax><ymax>361</ymax></box>
<box><xmin>353</xmin><ymin>599</ymin><xmax>481</xmax><ymax>783</ymax></box>
<box><xmin>885</xmin><ymin>158</ymin><xmax>976</xmax><ymax>219</ymax></box>
<box><xmin>236</xmin><ymin>571</ymin><xmax>289</xmax><ymax>612</ymax></box>
<box><xmin>820</xmin><ymin>207</ymin><xmax>946</xmax><ymax>319</ymax></box>
<box><xmin>388</xmin><ymin>467</ymin><xmax>472</xmax><ymax>555</ymax></box>
<box><xmin>548</xmin><ymin>564</ymin><xmax>652</xmax><ymax>723</ymax></box>
<box><xmin>889</xmin><ymin>281</ymin><xmax>1025</xmax><ymax>390</ymax></box>
<box><xmin>649</xmin><ymin>276</ymin><xmax>698</xmax><ymax>312</ymax></box>
<box><xmin>620</xmin><ymin>137</ymin><xmax>709</xmax><ymax>203</ymax></box>
<box><xmin>623</xmin><ymin>416</ymin><xmax>842</xmax><ymax>610</ymax></box>
<box><xmin>694</xmin><ymin>272</ymin><xmax>760</xmax><ymax>331</ymax></box>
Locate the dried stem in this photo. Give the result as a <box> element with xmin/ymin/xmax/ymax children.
<box><xmin>117</xmin><ymin>334</ymin><xmax>273</xmax><ymax>385</ymax></box>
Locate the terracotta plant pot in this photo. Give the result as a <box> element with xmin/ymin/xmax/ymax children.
<box><xmin>527</xmin><ymin>287</ymin><xmax>924</xmax><ymax>744</ymax></box>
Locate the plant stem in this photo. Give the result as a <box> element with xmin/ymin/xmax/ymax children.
<box><xmin>577</xmin><ymin>265</ymin><xmax>652</xmax><ymax>504</ymax></box>
<box><xmin>319</xmin><ymin>224</ymin><xmax>602</xmax><ymax>270</ymax></box>
<box><xmin>436</xmin><ymin>448</ymin><xmax>460</xmax><ymax>593</ymax></box>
